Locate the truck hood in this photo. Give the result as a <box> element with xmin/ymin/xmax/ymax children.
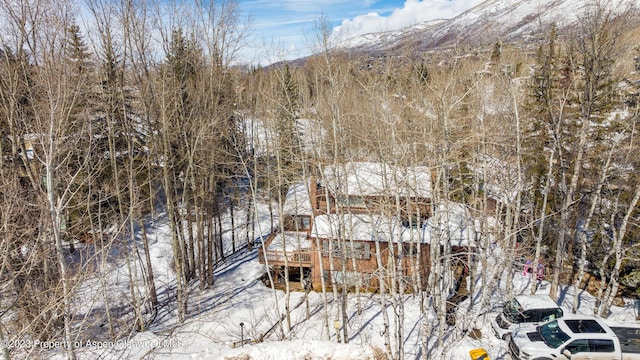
<box><xmin>512</xmin><ymin>327</ymin><xmax>555</xmax><ymax>355</ymax></box>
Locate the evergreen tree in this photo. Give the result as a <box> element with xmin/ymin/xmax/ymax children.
<box><xmin>491</xmin><ymin>39</ymin><xmax>502</xmax><ymax>64</ymax></box>
<box><xmin>276</xmin><ymin>64</ymin><xmax>303</xmax><ymax>191</ymax></box>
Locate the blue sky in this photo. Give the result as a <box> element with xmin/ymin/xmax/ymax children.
<box><xmin>237</xmin><ymin>0</ymin><xmax>486</xmax><ymax>65</ymax></box>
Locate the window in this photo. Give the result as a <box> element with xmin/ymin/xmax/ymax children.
<box><xmin>336</xmin><ymin>196</ymin><xmax>369</xmax><ymax>208</ymax></box>
<box><xmin>401</xmin><ymin>216</ymin><xmax>423</xmax><ymax>229</ymax></box>
<box><xmin>539</xmin><ymin>320</ymin><xmax>571</xmax><ymax>348</ymax></box>
<box><xmin>503</xmin><ymin>299</ymin><xmax>525</xmax><ymax>323</ymax></box>
<box><xmin>589</xmin><ymin>339</ymin><xmax>614</xmax><ymax>352</ymax></box>
<box><xmin>286</xmin><ymin>215</ymin><xmax>311</xmax><ymax>231</ymax></box>
<box><xmin>538</xmin><ymin>308</ymin><xmax>563</xmax><ymax>323</ymax></box>
<box><xmin>565</xmin><ymin>320</ymin><xmax>606</xmax><ymax>334</ymax></box>
<box><xmin>295</xmin><ymin>216</ymin><xmax>311</xmax><ymax>230</ymax></box>
<box><xmin>332</xmin><ymin>270</ymin><xmax>361</xmax><ymax>286</ymax></box>
<box><xmin>322</xmin><ymin>240</ymin><xmax>371</xmax><ymax>260</ymax></box>
<box><xmin>565</xmin><ymin>339</ymin><xmax>589</xmax><ymax>354</ymax></box>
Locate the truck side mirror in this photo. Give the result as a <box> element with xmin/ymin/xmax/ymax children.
<box><xmin>562</xmin><ymin>349</ymin><xmax>572</xmax><ymax>359</ymax></box>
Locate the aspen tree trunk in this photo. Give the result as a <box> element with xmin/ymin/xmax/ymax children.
<box><xmin>140</xmin><ymin>216</ymin><xmax>158</xmax><ymax>310</ymax></box>
<box><xmin>274</xmin><ymin>149</ymin><xmax>292</xmax><ymax>334</ymax></box>
<box><xmin>422</xmin><ymin>164</ymin><xmax>443</xmax><ymax>360</ymax></box>
<box><xmin>121</xmin><ymin>0</ymin><xmax>160</xmax><ymax>312</ymax></box>
<box><xmin>125</xmin><ymin>84</ymin><xmax>147</xmax><ymax>332</ymax></box>
<box><xmin>313</xmin><ymin>165</ymin><xmax>331</xmax><ymax>340</ymax></box>
<box><xmin>338</xmin><ymin>202</ymin><xmax>349</xmax><ymax>344</ymax></box>
<box><xmin>530</xmin><ymin>148</ymin><xmax>555</xmax><ymax>295</ymax></box>
<box><xmin>314</xmin><ymin>28</ymin><xmax>353</xmax><ymax>342</ymax></box>
<box><xmin>232</xmin><ymin>133</ymin><xmax>285</xmax><ymax>338</ymax></box>
<box><xmin>96</xmin><ymin>199</ymin><xmax>116</xmax><ymax>339</ymax></box>
<box><xmin>313</xmin><ymin>234</ymin><xmax>331</xmax><ymax>339</ymax></box>
<box><xmin>327</xmin><ymin>217</ymin><xmax>342</xmax><ymax>342</ymax></box>
<box><xmin>299</xmin><ymin>167</ymin><xmax>310</xmax><ymax>320</ymax></box>
<box><xmin>572</xmin><ymin>150</ymin><xmax>612</xmax><ymax>312</ymax></box>
<box><xmin>230</xmin><ymin>195</ymin><xmax>236</xmax><ymax>253</ymax></box>
<box><xmin>45</xmin><ymin>143</ymin><xmax>77</xmax><ymax>360</ymax></box>
<box><xmin>505</xmin><ymin>79</ymin><xmax>530</xmax><ymax>301</ymax></box>
<box><xmin>437</xmin><ymin>200</ymin><xmax>452</xmax><ymax>356</ymax></box>
<box><xmin>374</xmin><ymin>237</ymin><xmax>393</xmax><ymax>356</ymax></box>
<box><xmin>207</xmin><ymin>206</ymin><xmax>215</xmax><ymax>287</ymax></box>
<box><xmin>0</xmin><ymin>324</ymin><xmax>9</xmax><ymax>360</ymax></box>
<box><xmin>550</xmin><ymin>130</ymin><xmax>586</xmax><ymax>301</ymax></box>
<box><xmin>159</xmin><ymin>96</ymin><xmax>187</xmax><ymax>321</ymax></box>
<box><xmin>599</xmin><ymin>185</ymin><xmax>640</xmax><ymax>317</ymax></box>
<box><xmin>103</xmin><ymin>83</ymin><xmax>145</xmax><ymax>332</ymax></box>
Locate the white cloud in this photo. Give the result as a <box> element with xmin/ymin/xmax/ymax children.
<box><xmin>331</xmin><ymin>0</ymin><xmax>485</xmax><ymax>42</ymax></box>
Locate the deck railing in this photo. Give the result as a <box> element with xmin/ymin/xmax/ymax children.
<box><xmin>259</xmin><ymin>249</ymin><xmax>312</xmax><ymax>266</ymax></box>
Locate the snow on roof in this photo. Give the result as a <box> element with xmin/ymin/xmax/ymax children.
<box><xmin>321</xmin><ymin>162</ymin><xmax>432</xmax><ymax>198</ymax></box>
<box><xmin>311</xmin><ymin>214</ymin><xmax>424</xmax><ymax>243</ymax></box>
<box><xmin>514</xmin><ymin>294</ymin><xmax>559</xmax><ymax>310</ymax></box>
<box><xmin>310</xmin><ymin>201</ymin><xmax>477</xmax><ymax>247</ymax></box>
<box><xmin>421</xmin><ymin>201</ymin><xmax>477</xmax><ymax>247</ymax></box>
<box><xmin>283</xmin><ymin>182</ymin><xmax>313</xmax><ymax>216</ymax></box>
<box><xmin>266</xmin><ymin>231</ymin><xmax>311</xmax><ymax>252</ymax></box>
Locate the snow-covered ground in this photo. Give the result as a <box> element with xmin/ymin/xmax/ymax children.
<box><xmin>36</xmin><ymin>200</ymin><xmax>638</xmax><ymax>360</ymax></box>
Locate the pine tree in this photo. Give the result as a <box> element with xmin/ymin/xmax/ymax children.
<box><xmin>276</xmin><ymin>64</ymin><xmax>303</xmax><ymax>191</ymax></box>
<box><xmin>491</xmin><ymin>39</ymin><xmax>502</xmax><ymax>64</ymax></box>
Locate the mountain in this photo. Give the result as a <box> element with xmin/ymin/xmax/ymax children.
<box><xmin>333</xmin><ymin>0</ymin><xmax>637</xmax><ymax>57</ymax></box>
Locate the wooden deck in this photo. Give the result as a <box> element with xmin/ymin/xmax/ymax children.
<box><xmin>258</xmin><ymin>231</ymin><xmax>313</xmax><ymax>267</ymax></box>
<box><xmin>259</xmin><ymin>249</ymin><xmax>312</xmax><ymax>267</ymax></box>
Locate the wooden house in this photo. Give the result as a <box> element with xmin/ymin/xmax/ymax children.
<box><xmin>259</xmin><ymin>182</ymin><xmax>315</xmax><ymax>289</ymax></box>
<box><xmin>259</xmin><ymin>162</ymin><xmax>476</xmax><ymax>292</ymax></box>
<box><xmin>309</xmin><ymin>213</ymin><xmax>430</xmax><ymax>291</ymax></box>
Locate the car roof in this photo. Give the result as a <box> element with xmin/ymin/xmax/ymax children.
<box><xmin>556</xmin><ymin>316</ymin><xmax>616</xmax><ymax>338</ymax></box>
<box><xmin>514</xmin><ymin>294</ymin><xmax>560</xmax><ymax>310</ymax></box>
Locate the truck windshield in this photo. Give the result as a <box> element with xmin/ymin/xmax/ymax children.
<box><xmin>503</xmin><ymin>299</ymin><xmax>524</xmax><ymax>323</ymax></box>
<box><xmin>539</xmin><ymin>320</ymin><xmax>570</xmax><ymax>348</ymax></box>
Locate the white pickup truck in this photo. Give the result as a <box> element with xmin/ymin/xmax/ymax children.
<box><xmin>508</xmin><ymin>316</ymin><xmax>640</xmax><ymax>360</ymax></box>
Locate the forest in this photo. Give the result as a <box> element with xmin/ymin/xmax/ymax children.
<box><xmin>0</xmin><ymin>0</ymin><xmax>639</xmax><ymax>359</ymax></box>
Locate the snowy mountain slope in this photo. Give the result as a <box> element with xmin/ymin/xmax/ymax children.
<box><xmin>335</xmin><ymin>0</ymin><xmax>637</xmax><ymax>56</ymax></box>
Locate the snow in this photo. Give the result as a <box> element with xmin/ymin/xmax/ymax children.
<box><xmin>242</xmin><ymin>117</ymin><xmax>324</xmax><ymax>158</ymax></box>
<box><xmin>513</xmin><ymin>294</ymin><xmax>559</xmax><ymax>310</ymax></box>
<box><xmin>338</xmin><ymin>0</ymin><xmax>635</xmax><ymax>55</ymax></box>
<box><xmin>311</xmin><ymin>213</ymin><xmax>422</xmax><ymax>243</ymax></box>
<box><xmin>266</xmin><ymin>231</ymin><xmax>311</xmax><ymax>252</ymax></box>
<box><xmin>27</xmin><ymin>196</ymin><xmax>637</xmax><ymax>360</ymax></box>
<box><xmin>219</xmin><ymin>340</ymin><xmax>374</xmax><ymax>360</ymax></box>
<box><xmin>283</xmin><ymin>182</ymin><xmax>313</xmax><ymax>216</ymax></box>
<box><xmin>321</xmin><ymin>161</ymin><xmax>432</xmax><ymax>198</ymax></box>
<box><xmin>310</xmin><ymin>201</ymin><xmax>478</xmax><ymax>247</ymax></box>
<box><xmin>422</xmin><ymin>201</ymin><xmax>478</xmax><ymax>247</ymax></box>
<box><xmin>334</xmin><ymin>17</ymin><xmax>447</xmax><ymax>50</ymax></box>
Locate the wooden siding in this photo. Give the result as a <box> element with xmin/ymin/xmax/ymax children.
<box><xmin>309</xmin><ymin>238</ymin><xmax>430</xmax><ymax>291</ymax></box>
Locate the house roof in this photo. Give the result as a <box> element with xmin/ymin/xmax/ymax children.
<box><xmin>311</xmin><ymin>213</ymin><xmax>420</xmax><ymax>243</ymax></box>
<box><xmin>321</xmin><ymin>162</ymin><xmax>432</xmax><ymax>198</ymax></box>
<box><xmin>283</xmin><ymin>182</ymin><xmax>313</xmax><ymax>216</ymax></box>
<box><xmin>422</xmin><ymin>201</ymin><xmax>477</xmax><ymax>247</ymax></box>
<box><xmin>311</xmin><ymin>201</ymin><xmax>477</xmax><ymax>247</ymax></box>
<box><xmin>266</xmin><ymin>231</ymin><xmax>312</xmax><ymax>252</ymax></box>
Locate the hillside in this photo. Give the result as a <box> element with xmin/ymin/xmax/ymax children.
<box><xmin>331</xmin><ymin>0</ymin><xmax>638</xmax><ymax>58</ymax></box>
